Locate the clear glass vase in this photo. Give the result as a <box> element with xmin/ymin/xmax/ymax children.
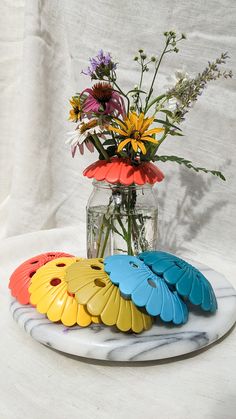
<box><xmin>86</xmin><ymin>181</ymin><xmax>158</xmax><ymax>258</ymax></box>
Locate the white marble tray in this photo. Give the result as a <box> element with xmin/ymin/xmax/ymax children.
<box><xmin>10</xmin><ymin>259</ymin><xmax>236</xmax><ymax>362</ymax></box>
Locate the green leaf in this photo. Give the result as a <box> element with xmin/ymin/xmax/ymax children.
<box><xmin>145</xmin><ymin>94</ymin><xmax>166</xmax><ymax>113</ymax></box>
<box><xmin>168</xmin><ymin>130</ymin><xmax>184</xmax><ymax>136</ymax></box>
<box><xmin>118</xmin><ymin>150</ymin><xmax>129</xmax><ymax>158</ymax></box>
<box><xmin>127</xmin><ymin>89</ymin><xmax>147</xmax><ymax>95</ymax></box>
<box><xmin>159</xmin><ymin>109</ymin><xmax>174</xmax><ymax>117</ymax></box>
<box><xmin>100</xmin><ymin>130</ymin><xmax>112</xmax><ymax>135</ymax></box>
<box><xmin>154</xmin><ymin>119</ymin><xmax>181</xmax><ymax>131</ymax></box>
<box><xmin>103</xmin><ymin>138</ymin><xmax>116</xmax><ymax>146</ymax></box>
<box><xmin>153</xmin><ymin>155</ymin><xmax>226</xmax><ymax>181</ymax></box>
<box><xmin>106</xmin><ymin>146</ymin><xmax>117</xmax><ymax>157</ymax></box>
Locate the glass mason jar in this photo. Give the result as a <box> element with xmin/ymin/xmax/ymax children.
<box><xmin>86</xmin><ymin>181</ymin><xmax>158</xmax><ymax>258</ymax></box>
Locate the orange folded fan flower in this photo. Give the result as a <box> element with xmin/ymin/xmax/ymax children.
<box><xmin>9</xmin><ymin>252</ymin><xmax>73</xmax><ymax>305</ymax></box>
<box><xmin>83</xmin><ymin>157</ymin><xmax>164</xmax><ymax>186</ymax></box>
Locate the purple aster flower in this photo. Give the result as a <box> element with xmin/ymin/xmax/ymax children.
<box><xmin>82</xmin><ymin>67</ymin><xmax>93</xmax><ymax>77</ymax></box>
<box><xmin>82</xmin><ymin>50</ymin><xmax>117</xmax><ymax>79</ymax></box>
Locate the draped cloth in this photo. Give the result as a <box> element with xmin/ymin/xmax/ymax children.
<box><xmin>0</xmin><ymin>0</ymin><xmax>236</xmax><ymax>266</ymax></box>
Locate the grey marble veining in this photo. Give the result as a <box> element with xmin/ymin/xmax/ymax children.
<box><xmin>10</xmin><ymin>260</ymin><xmax>236</xmax><ymax>362</ymax></box>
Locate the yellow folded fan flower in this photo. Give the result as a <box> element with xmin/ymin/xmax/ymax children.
<box><xmin>108</xmin><ymin>112</ymin><xmax>164</xmax><ymax>155</ymax></box>
<box><xmin>65</xmin><ymin>258</ymin><xmax>153</xmax><ymax>333</ymax></box>
<box><xmin>29</xmin><ymin>257</ymin><xmax>100</xmax><ymax>327</ymax></box>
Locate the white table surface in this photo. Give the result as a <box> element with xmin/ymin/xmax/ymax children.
<box><xmin>1</xmin><ymin>226</ymin><xmax>236</xmax><ymax>419</ymax></box>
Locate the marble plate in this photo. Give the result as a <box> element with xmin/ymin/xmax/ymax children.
<box><xmin>10</xmin><ymin>259</ymin><xmax>236</xmax><ymax>362</ymax></box>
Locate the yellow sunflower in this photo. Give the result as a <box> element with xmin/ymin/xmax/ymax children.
<box><xmin>69</xmin><ymin>96</ymin><xmax>82</xmax><ymax>122</ymax></box>
<box><xmin>108</xmin><ymin>112</ymin><xmax>164</xmax><ymax>155</ymax></box>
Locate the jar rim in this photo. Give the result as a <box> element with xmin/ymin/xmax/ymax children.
<box><xmin>92</xmin><ymin>180</ymin><xmax>154</xmax><ymax>190</ymax></box>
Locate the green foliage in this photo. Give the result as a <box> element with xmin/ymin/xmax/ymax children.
<box><xmin>154</xmin><ymin>118</ymin><xmax>181</xmax><ymax>131</ymax></box>
<box><xmin>103</xmin><ymin>138</ymin><xmax>116</xmax><ymax>146</ymax></box>
<box><xmin>127</xmin><ymin>89</ymin><xmax>147</xmax><ymax>95</ymax></box>
<box><xmin>154</xmin><ymin>155</ymin><xmax>226</xmax><ymax>181</ymax></box>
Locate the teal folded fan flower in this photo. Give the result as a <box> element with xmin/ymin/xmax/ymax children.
<box><xmin>104</xmin><ymin>255</ymin><xmax>188</xmax><ymax>325</ymax></box>
<box><xmin>138</xmin><ymin>251</ymin><xmax>217</xmax><ymax>313</ymax></box>
<box><xmin>104</xmin><ymin>252</ymin><xmax>218</xmax><ymax>326</ymax></box>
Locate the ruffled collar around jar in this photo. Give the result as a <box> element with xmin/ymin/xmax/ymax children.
<box><xmin>83</xmin><ymin>157</ymin><xmax>164</xmax><ymax>186</ymax></box>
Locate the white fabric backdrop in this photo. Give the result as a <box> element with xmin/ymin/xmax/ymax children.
<box><xmin>1</xmin><ymin>0</ymin><xmax>236</xmax><ymax>263</ymax></box>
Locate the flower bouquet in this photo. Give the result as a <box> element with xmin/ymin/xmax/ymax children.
<box><xmin>67</xmin><ymin>31</ymin><xmax>232</xmax><ymax>258</ymax></box>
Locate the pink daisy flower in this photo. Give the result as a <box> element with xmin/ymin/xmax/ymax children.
<box><xmin>82</xmin><ymin>82</ymin><xmax>125</xmax><ymax>117</ymax></box>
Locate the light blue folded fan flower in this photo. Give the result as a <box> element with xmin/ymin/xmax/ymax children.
<box><xmin>104</xmin><ymin>255</ymin><xmax>188</xmax><ymax>325</ymax></box>
<box><xmin>138</xmin><ymin>251</ymin><xmax>217</xmax><ymax>313</ymax></box>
